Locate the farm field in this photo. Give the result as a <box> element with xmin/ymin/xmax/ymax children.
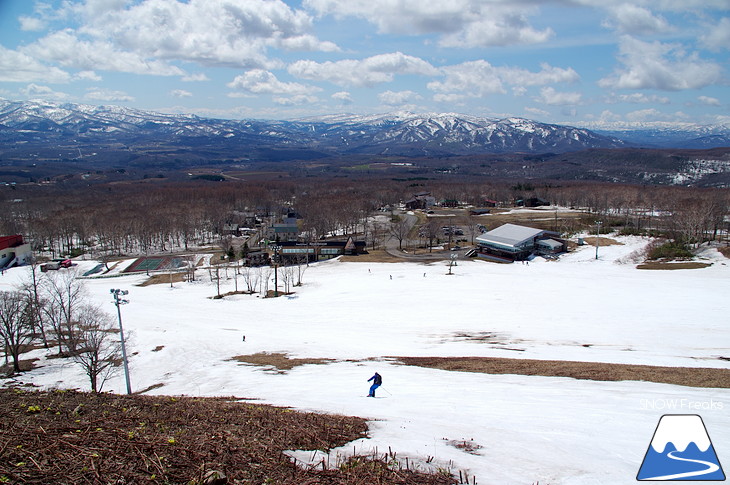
<box><xmin>2</xmin><ymin>235</ymin><xmax>729</xmax><ymax>484</ymax></box>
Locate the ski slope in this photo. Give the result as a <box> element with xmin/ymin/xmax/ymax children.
<box><xmin>2</xmin><ymin>236</ymin><xmax>729</xmax><ymax>484</ymax></box>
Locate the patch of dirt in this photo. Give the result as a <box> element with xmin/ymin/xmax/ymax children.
<box><xmin>445</xmin><ymin>439</ymin><xmax>483</xmax><ymax>455</ymax></box>
<box><xmin>716</xmin><ymin>246</ymin><xmax>730</xmax><ymax>258</ymax></box>
<box><xmin>637</xmin><ymin>261</ymin><xmax>712</xmax><ymax>270</ymax></box>
<box><xmin>582</xmin><ymin>236</ymin><xmax>622</xmax><ymax>247</ymax></box>
<box><xmin>0</xmin><ymin>358</ymin><xmax>39</xmax><ymax>376</ymax></box>
<box><xmin>137</xmin><ymin>272</ymin><xmax>187</xmax><ymax>286</ymax></box>
<box><xmin>397</xmin><ymin>356</ymin><xmax>730</xmax><ymax>389</ymax></box>
<box><xmin>1</xmin><ymin>388</ymin><xmax>453</xmax><ymax>485</ymax></box>
<box><xmin>229</xmin><ymin>352</ymin><xmax>336</xmax><ymax>372</ymax></box>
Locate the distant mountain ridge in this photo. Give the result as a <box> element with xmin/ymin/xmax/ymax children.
<box><xmin>0</xmin><ymin>99</ymin><xmax>627</xmax><ymax>156</ymax></box>
<box><xmin>575</xmin><ymin>120</ymin><xmax>730</xmax><ymax>149</ymax></box>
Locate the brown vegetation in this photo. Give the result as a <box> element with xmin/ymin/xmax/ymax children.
<box><xmin>397</xmin><ymin>356</ymin><xmax>730</xmax><ymax>389</ymax></box>
<box><xmin>229</xmin><ymin>352</ymin><xmax>336</xmax><ymax>372</ymax></box>
<box><xmin>0</xmin><ymin>388</ymin><xmax>455</xmax><ymax>485</ymax></box>
<box><xmin>637</xmin><ymin>262</ymin><xmax>713</xmax><ymax>270</ymax></box>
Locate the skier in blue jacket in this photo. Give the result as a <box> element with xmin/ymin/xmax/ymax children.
<box><xmin>367</xmin><ymin>372</ymin><xmax>382</xmax><ymax>397</ymax></box>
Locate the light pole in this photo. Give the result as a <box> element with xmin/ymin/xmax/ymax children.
<box><xmin>110</xmin><ymin>289</ymin><xmax>132</xmax><ymax>395</ymax></box>
<box><xmin>595</xmin><ymin>221</ymin><xmax>602</xmax><ymax>260</ymax></box>
<box><xmin>270</xmin><ymin>245</ymin><xmax>281</xmax><ymax>297</ymax></box>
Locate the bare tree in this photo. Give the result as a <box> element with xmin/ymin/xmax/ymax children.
<box><xmin>389</xmin><ymin>216</ymin><xmax>411</xmax><ymax>250</ymax></box>
<box><xmin>19</xmin><ymin>258</ymin><xmax>50</xmax><ymax>348</ymax></box>
<box><xmin>0</xmin><ymin>291</ymin><xmax>34</xmax><ymax>373</ymax></box>
<box><xmin>42</xmin><ymin>269</ymin><xmax>86</xmax><ymax>356</ymax></box>
<box><xmin>423</xmin><ymin>218</ymin><xmax>441</xmax><ymax>252</ymax></box>
<box><xmin>71</xmin><ymin>304</ymin><xmax>121</xmax><ymax>392</ymax></box>
<box><xmin>294</xmin><ymin>253</ymin><xmax>309</xmax><ymax>287</ymax></box>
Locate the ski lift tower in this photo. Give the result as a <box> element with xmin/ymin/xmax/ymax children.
<box><xmin>110</xmin><ymin>289</ymin><xmax>132</xmax><ymax>395</ymax></box>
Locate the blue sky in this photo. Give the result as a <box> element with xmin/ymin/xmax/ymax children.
<box><xmin>0</xmin><ymin>0</ymin><xmax>728</xmax><ymax>125</ymax></box>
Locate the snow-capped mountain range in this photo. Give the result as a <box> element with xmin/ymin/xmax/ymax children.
<box><xmin>0</xmin><ymin>99</ymin><xmax>626</xmax><ymax>155</ymax></box>
<box><xmin>2</xmin><ymin>99</ymin><xmax>729</xmax><ymax>157</ymax></box>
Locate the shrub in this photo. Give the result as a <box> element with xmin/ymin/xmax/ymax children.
<box><xmin>647</xmin><ymin>240</ymin><xmax>693</xmax><ymax>260</ymax></box>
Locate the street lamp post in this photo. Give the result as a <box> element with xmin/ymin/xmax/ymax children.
<box><xmin>110</xmin><ymin>289</ymin><xmax>132</xmax><ymax>395</ymax></box>
<box><xmin>595</xmin><ymin>221</ymin><xmax>602</xmax><ymax>260</ymax></box>
<box><xmin>270</xmin><ymin>245</ymin><xmax>281</xmax><ymax>297</ymax></box>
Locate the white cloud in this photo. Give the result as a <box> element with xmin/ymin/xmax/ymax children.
<box><xmin>273</xmin><ymin>94</ymin><xmax>319</xmax><ymax>105</ymax></box>
<box><xmin>182</xmin><ymin>73</ymin><xmax>210</xmax><ymax>82</ymax></box>
<box><xmin>24</xmin><ymin>30</ymin><xmax>185</xmax><ymax>76</ymax></box>
<box><xmin>535</xmin><ymin>87</ymin><xmax>582</xmax><ymax>106</ymax></box>
<box><xmin>171</xmin><ymin>89</ymin><xmax>193</xmax><ymax>98</ymax></box>
<box><xmin>433</xmin><ymin>93</ymin><xmax>467</xmax><ymax>104</ymax></box>
<box><xmin>85</xmin><ymin>87</ymin><xmax>134</xmax><ymax>102</ymax></box>
<box><xmin>700</xmin><ymin>17</ymin><xmax>730</xmax><ymax>51</ymax></box>
<box><xmin>378</xmin><ymin>90</ymin><xmax>422</xmax><ymax>106</ymax></box>
<box><xmin>524</xmin><ymin>106</ymin><xmax>550</xmax><ymax>118</ymax></box>
<box><xmin>601</xmin><ymin>4</ymin><xmax>671</xmax><ymax>35</ymax></box>
<box><xmin>227</xmin><ymin>70</ymin><xmax>319</xmax><ymax>96</ymax></box>
<box><xmin>697</xmin><ymin>96</ymin><xmax>721</xmax><ymax>107</ymax></box>
<box><xmin>427</xmin><ymin>60</ymin><xmax>579</xmax><ymax>99</ymax></box>
<box><xmin>303</xmin><ymin>0</ymin><xmax>552</xmax><ymax>47</ymax></box>
<box><xmin>609</xmin><ymin>93</ymin><xmax>671</xmax><ymax>104</ymax></box>
<box><xmin>18</xmin><ymin>16</ymin><xmax>46</xmax><ymax>31</ymax></box>
<box><xmin>75</xmin><ymin>70</ymin><xmax>102</xmax><ymax>81</ymax></box>
<box><xmin>289</xmin><ymin>52</ymin><xmax>438</xmax><ymax>87</ymax></box>
<box><xmin>598</xmin><ymin>36</ymin><xmax>723</xmax><ymax>91</ymax></box>
<box><xmin>331</xmin><ymin>91</ymin><xmax>353</xmax><ymax>104</ymax></box>
<box><xmin>20</xmin><ymin>83</ymin><xmax>69</xmax><ymax>100</ymax></box>
<box><xmin>0</xmin><ymin>46</ymin><xmax>71</xmax><ymax>83</ymax></box>
<box><xmin>21</xmin><ymin>0</ymin><xmax>337</xmax><ymax>78</ymax></box>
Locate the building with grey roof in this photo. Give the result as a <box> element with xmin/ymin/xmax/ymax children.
<box><xmin>475</xmin><ymin>223</ymin><xmax>564</xmax><ymax>262</ymax></box>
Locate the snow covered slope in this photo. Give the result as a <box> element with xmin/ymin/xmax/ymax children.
<box><xmin>1</xmin><ymin>235</ymin><xmax>728</xmax><ymax>484</ymax></box>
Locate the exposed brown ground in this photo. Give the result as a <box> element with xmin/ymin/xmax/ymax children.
<box><xmin>138</xmin><ymin>272</ymin><xmax>187</xmax><ymax>286</ymax></box>
<box><xmin>0</xmin><ymin>389</ymin><xmax>455</xmax><ymax>485</ymax></box>
<box><xmin>397</xmin><ymin>356</ymin><xmax>730</xmax><ymax>389</ymax></box>
<box><xmin>637</xmin><ymin>261</ymin><xmax>712</xmax><ymax>270</ymax></box>
<box><xmin>582</xmin><ymin>236</ymin><xmax>622</xmax><ymax>247</ymax></box>
<box><xmin>230</xmin><ymin>352</ymin><xmax>336</xmax><ymax>371</ymax></box>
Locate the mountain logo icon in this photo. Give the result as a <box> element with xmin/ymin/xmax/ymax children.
<box><xmin>637</xmin><ymin>414</ymin><xmax>726</xmax><ymax>481</ymax></box>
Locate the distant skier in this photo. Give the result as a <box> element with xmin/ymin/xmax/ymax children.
<box><xmin>367</xmin><ymin>372</ymin><xmax>382</xmax><ymax>397</ymax></box>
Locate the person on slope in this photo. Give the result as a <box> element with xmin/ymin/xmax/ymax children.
<box><xmin>367</xmin><ymin>372</ymin><xmax>382</xmax><ymax>397</ymax></box>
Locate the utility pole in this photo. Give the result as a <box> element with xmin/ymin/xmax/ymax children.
<box><xmin>270</xmin><ymin>245</ymin><xmax>281</xmax><ymax>297</ymax></box>
<box><xmin>110</xmin><ymin>289</ymin><xmax>132</xmax><ymax>395</ymax></box>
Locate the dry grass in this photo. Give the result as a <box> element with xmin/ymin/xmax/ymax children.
<box><xmin>229</xmin><ymin>352</ymin><xmax>336</xmax><ymax>372</ymax></box>
<box><xmin>637</xmin><ymin>261</ymin><xmax>712</xmax><ymax>270</ymax></box>
<box><xmin>717</xmin><ymin>246</ymin><xmax>730</xmax><ymax>258</ymax></box>
<box><xmin>397</xmin><ymin>356</ymin><xmax>730</xmax><ymax>389</ymax></box>
<box><xmin>582</xmin><ymin>236</ymin><xmax>622</xmax><ymax>247</ymax></box>
<box><xmin>138</xmin><ymin>272</ymin><xmax>187</xmax><ymax>286</ymax></box>
<box><xmin>0</xmin><ymin>388</ymin><xmax>454</xmax><ymax>484</ymax></box>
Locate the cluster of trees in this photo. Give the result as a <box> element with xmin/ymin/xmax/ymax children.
<box><xmin>0</xmin><ymin>264</ymin><xmax>121</xmax><ymax>392</ymax></box>
<box><xmin>1</xmin><ymin>176</ymin><xmax>727</xmax><ymax>261</ymax></box>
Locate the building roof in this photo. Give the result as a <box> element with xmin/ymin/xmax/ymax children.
<box><xmin>476</xmin><ymin>223</ymin><xmax>545</xmax><ymax>249</ymax></box>
<box><xmin>537</xmin><ymin>238</ymin><xmax>563</xmax><ymax>249</ymax></box>
<box><xmin>0</xmin><ymin>235</ymin><xmax>24</xmax><ymax>251</ymax></box>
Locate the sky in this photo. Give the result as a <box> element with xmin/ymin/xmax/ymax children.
<box><xmin>0</xmin><ymin>0</ymin><xmax>728</xmax><ymax>125</ymax></box>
